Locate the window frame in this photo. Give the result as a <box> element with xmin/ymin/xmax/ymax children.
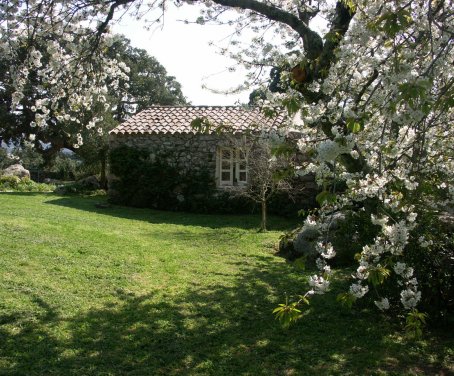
<box><xmin>216</xmin><ymin>147</ymin><xmax>248</xmax><ymax>187</ymax></box>
<box><xmin>219</xmin><ymin>147</ymin><xmax>234</xmax><ymax>187</ymax></box>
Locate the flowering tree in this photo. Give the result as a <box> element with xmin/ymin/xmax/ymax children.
<box><xmin>198</xmin><ymin>0</ymin><xmax>453</xmax><ymax>329</ymax></box>
<box><xmin>3</xmin><ymin>0</ymin><xmax>453</xmax><ymax>331</ymax></box>
<box><xmin>1</xmin><ymin>30</ymin><xmax>186</xmax><ymax>186</ymax></box>
<box><xmin>1</xmin><ymin>0</ymin><xmax>130</xmax><ymax>148</ymax></box>
<box><xmin>257</xmin><ymin>0</ymin><xmax>453</xmax><ymax>332</ymax></box>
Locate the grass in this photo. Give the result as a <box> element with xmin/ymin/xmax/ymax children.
<box><xmin>0</xmin><ymin>193</ymin><xmax>452</xmax><ymax>375</ymax></box>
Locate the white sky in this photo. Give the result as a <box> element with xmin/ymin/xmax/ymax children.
<box><xmin>112</xmin><ymin>3</ymin><xmax>328</xmax><ymax>106</ymax></box>
<box><xmin>113</xmin><ymin>3</ymin><xmax>251</xmax><ymax>106</ymax></box>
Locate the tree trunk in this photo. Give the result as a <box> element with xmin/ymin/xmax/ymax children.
<box><xmin>100</xmin><ymin>150</ymin><xmax>107</xmax><ymax>189</ymax></box>
<box><xmin>260</xmin><ymin>199</ymin><xmax>267</xmax><ymax>232</ymax></box>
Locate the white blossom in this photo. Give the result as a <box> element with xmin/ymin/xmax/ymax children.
<box><xmin>349</xmin><ymin>283</ymin><xmax>369</xmax><ymax>299</ymax></box>
<box><xmin>356</xmin><ymin>264</ymin><xmax>369</xmax><ymax>280</ymax></box>
<box><xmin>394</xmin><ymin>262</ymin><xmax>414</xmax><ymax>279</ymax></box>
<box><xmin>383</xmin><ymin>221</ymin><xmax>409</xmax><ymax>249</ymax></box>
<box><xmin>308</xmin><ymin>275</ymin><xmax>330</xmax><ymax>294</ymax></box>
<box><xmin>400</xmin><ymin>288</ymin><xmax>421</xmax><ymax>310</ymax></box>
<box><xmin>374</xmin><ymin>298</ymin><xmax>390</xmax><ymax>311</ymax></box>
<box><xmin>393</xmin><ymin>262</ymin><xmax>407</xmax><ymax>276</ymax></box>
<box><xmin>316</xmin><ymin>242</ymin><xmax>336</xmax><ymax>259</ymax></box>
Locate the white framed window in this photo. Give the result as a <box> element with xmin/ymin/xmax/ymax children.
<box><xmin>219</xmin><ymin>147</ymin><xmax>234</xmax><ymax>186</ymax></box>
<box><xmin>217</xmin><ymin>147</ymin><xmax>248</xmax><ymax>187</ymax></box>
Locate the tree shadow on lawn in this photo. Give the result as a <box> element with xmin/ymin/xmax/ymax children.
<box><xmin>42</xmin><ymin>194</ymin><xmax>298</xmax><ymax>231</ymax></box>
<box><xmin>1</xmin><ymin>257</ymin><xmax>450</xmax><ymax>376</ymax></box>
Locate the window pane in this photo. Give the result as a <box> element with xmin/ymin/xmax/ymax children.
<box><xmin>239</xmin><ymin>162</ymin><xmax>247</xmax><ymax>170</ymax></box>
<box><xmin>221</xmin><ymin>171</ymin><xmax>231</xmax><ymax>181</ymax></box>
<box><xmin>222</xmin><ymin>161</ymin><xmax>231</xmax><ymax>169</ymax></box>
<box><xmin>239</xmin><ymin>172</ymin><xmax>247</xmax><ymax>181</ymax></box>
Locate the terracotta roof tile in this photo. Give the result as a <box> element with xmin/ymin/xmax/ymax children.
<box><xmin>110</xmin><ymin>106</ymin><xmax>287</xmax><ymax>135</ymax></box>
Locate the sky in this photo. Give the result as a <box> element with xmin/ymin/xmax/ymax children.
<box><xmin>113</xmin><ymin>3</ymin><xmax>251</xmax><ymax>106</ymax></box>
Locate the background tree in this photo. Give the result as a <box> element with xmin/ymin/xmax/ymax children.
<box><xmin>72</xmin><ymin>107</ymin><xmax>118</xmax><ymax>188</ymax></box>
<box><xmin>70</xmin><ymin>36</ymin><xmax>188</xmax><ymax>186</ymax></box>
<box><xmin>109</xmin><ymin>35</ymin><xmax>187</xmax><ymax>122</ymax></box>
<box><xmin>0</xmin><ymin>142</ymin><xmax>43</xmax><ymax>172</ymax></box>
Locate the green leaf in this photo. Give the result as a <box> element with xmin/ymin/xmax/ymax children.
<box><xmin>346</xmin><ymin>118</ymin><xmax>363</xmax><ymax>133</ymax></box>
<box><xmin>405</xmin><ymin>309</ymin><xmax>428</xmax><ymax>339</ymax></box>
<box><xmin>316</xmin><ymin>191</ymin><xmax>337</xmax><ymax>206</ymax></box>
<box><xmin>324</xmin><ymin>31</ymin><xmax>341</xmax><ymax>43</ymax></box>
<box><xmin>337</xmin><ymin>292</ymin><xmax>356</xmax><ymax>309</ymax></box>
<box><xmin>272</xmin><ymin>302</ymin><xmax>303</xmax><ymax>328</ymax></box>
<box><xmin>370</xmin><ymin>9</ymin><xmax>413</xmax><ymax>37</ymax></box>
<box><xmin>282</xmin><ymin>97</ymin><xmax>300</xmax><ymax>116</ymax></box>
<box><xmin>190</xmin><ymin>117</ymin><xmax>211</xmax><ymax>133</ymax></box>
<box><xmin>272</xmin><ymin>142</ymin><xmax>295</xmax><ymax>158</ymax></box>
<box><xmin>298</xmin><ymin>295</ymin><xmax>310</xmax><ymax>306</ymax></box>
<box><xmin>367</xmin><ymin>266</ymin><xmax>391</xmax><ymax>286</ymax></box>
<box><xmin>263</xmin><ymin>107</ymin><xmax>278</xmax><ymax>118</ymax></box>
<box><xmin>341</xmin><ymin>0</ymin><xmax>357</xmax><ymax>13</ymax></box>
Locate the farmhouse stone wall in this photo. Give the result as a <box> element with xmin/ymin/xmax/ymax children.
<box><xmin>109</xmin><ymin>132</ymin><xmax>319</xmax><ymax>211</ymax></box>
<box><xmin>109</xmin><ymin>133</ymin><xmax>241</xmax><ymax>180</ymax></box>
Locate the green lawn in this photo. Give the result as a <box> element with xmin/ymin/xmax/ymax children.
<box><xmin>0</xmin><ymin>193</ymin><xmax>452</xmax><ymax>375</ymax></box>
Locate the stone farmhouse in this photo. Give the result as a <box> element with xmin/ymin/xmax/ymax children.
<box><xmin>108</xmin><ymin>105</ymin><xmax>318</xmax><ymax>214</ymax></box>
<box><xmin>109</xmin><ymin>105</ymin><xmax>289</xmax><ymax>189</ymax></box>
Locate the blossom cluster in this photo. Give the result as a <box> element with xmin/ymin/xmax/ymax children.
<box><xmin>1</xmin><ymin>0</ymin><xmax>130</xmax><ymax>145</ymax></box>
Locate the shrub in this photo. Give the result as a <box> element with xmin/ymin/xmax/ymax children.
<box><xmin>268</xmin><ymin>175</ymin><xmax>318</xmax><ymax>217</ymax></box>
<box><xmin>109</xmin><ymin>145</ymin><xmax>317</xmax><ymax>216</ymax></box>
<box><xmin>55</xmin><ymin>182</ymin><xmax>107</xmax><ymax>196</ymax></box>
<box><xmin>109</xmin><ymin>146</ymin><xmax>256</xmax><ymax>214</ymax></box>
<box><xmin>110</xmin><ymin>146</ymin><xmax>181</xmax><ymax>208</ymax></box>
<box><xmin>49</xmin><ymin>152</ymin><xmax>81</xmax><ymax>180</ymax></box>
<box><xmin>329</xmin><ymin>210</ymin><xmax>382</xmax><ymax>266</ymax></box>
<box><xmin>0</xmin><ymin>176</ymin><xmax>55</xmax><ymax>192</ymax></box>
<box><xmin>278</xmin><ymin>209</ymin><xmax>382</xmax><ymax>267</ymax></box>
<box><xmin>0</xmin><ymin>175</ymin><xmax>20</xmax><ymax>190</ymax></box>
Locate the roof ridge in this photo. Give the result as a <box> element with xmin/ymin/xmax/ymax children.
<box><xmin>109</xmin><ymin>105</ymin><xmax>288</xmax><ymax>135</ymax></box>
<box><xmin>145</xmin><ymin>105</ymin><xmax>255</xmax><ymax>108</ymax></box>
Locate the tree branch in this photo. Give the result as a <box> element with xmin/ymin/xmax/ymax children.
<box><xmin>210</xmin><ymin>0</ymin><xmax>323</xmax><ymax>59</ymax></box>
<box><xmin>355</xmin><ymin>68</ymin><xmax>379</xmax><ymax>106</ymax></box>
<box><xmin>91</xmin><ymin>0</ymin><xmax>133</xmax><ymax>52</ymax></box>
<box><xmin>314</xmin><ymin>1</ymin><xmax>354</xmax><ymax>79</ymax></box>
